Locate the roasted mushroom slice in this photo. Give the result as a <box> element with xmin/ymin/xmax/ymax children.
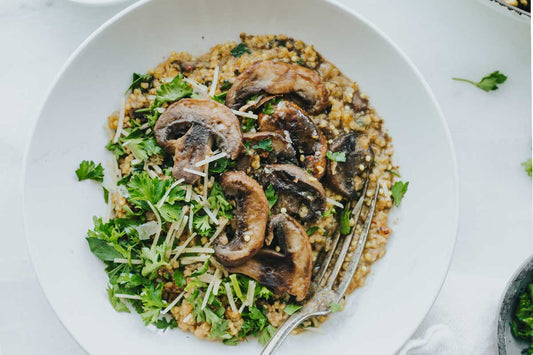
<box><xmin>351</xmin><ymin>89</ymin><xmax>369</xmax><ymax>114</ymax></box>
<box><xmin>258</xmin><ymin>101</ymin><xmax>327</xmax><ymax>178</ymax></box>
<box><xmin>154</xmin><ymin>98</ymin><xmax>242</xmax><ymax>183</ymax></box>
<box><xmin>226</xmin><ymin>61</ymin><xmax>328</xmax><ymax>115</ymax></box>
<box><xmin>213</xmin><ymin>171</ymin><xmax>269</xmax><ymax>267</ymax></box>
<box><xmin>326</xmin><ymin>132</ymin><xmax>374</xmax><ymax>199</ymax></box>
<box><xmin>226</xmin><ymin>214</ymin><xmax>313</xmax><ymax>301</ymax></box>
<box><xmin>260</xmin><ymin>164</ymin><xmax>326</xmax><ymax>222</ymax></box>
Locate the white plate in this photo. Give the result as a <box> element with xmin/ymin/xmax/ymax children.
<box><xmin>23</xmin><ymin>0</ymin><xmax>459</xmax><ymax>354</ymax></box>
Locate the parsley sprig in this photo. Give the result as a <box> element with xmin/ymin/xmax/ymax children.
<box><xmin>453</xmin><ymin>71</ymin><xmax>507</xmax><ymax>92</ymax></box>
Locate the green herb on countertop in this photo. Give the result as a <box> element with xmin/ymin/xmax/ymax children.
<box><xmin>453</xmin><ymin>71</ymin><xmax>507</xmax><ymax>92</ymax></box>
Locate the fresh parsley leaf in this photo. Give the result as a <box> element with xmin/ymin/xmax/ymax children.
<box><xmin>191</xmin><ymin>259</ymin><xmax>210</xmax><ymax>277</ymax></box>
<box><xmin>258</xmin><ymin>324</ymin><xmax>277</xmax><ymax>345</ymax></box>
<box><xmin>230</xmin><ymin>43</ymin><xmax>251</xmax><ymax>58</ymax></box>
<box><xmin>453</xmin><ymin>71</ymin><xmax>507</xmax><ymax>92</ymax></box>
<box><xmin>511</xmin><ymin>283</ymin><xmax>533</xmax><ymax>348</ymax></box>
<box><xmin>140</xmin><ymin>245</ymin><xmax>169</xmax><ymax>280</ymax></box>
<box><xmin>391</xmin><ymin>181</ymin><xmax>409</xmax><ymax>207</ymax></box>
<box><xmin>322</xmin><ymin>206</ymin><xmax>336</xmax><ymax>217</ymax></box>
<box><xmin>255</xmin><ymin>285</ymin><xmax>273</xmax><ymax>300</ymax></box>
<box><xmin>212</xmin><ymin>91</ymin><xmax>227</xmax><ymax>104</ymax></box>
<box><xmin>265</xmin><ymin>184</ymin><xmax>278</xmax><ymax>209</ymax></box>
<box><xmin>223</xmin><ymin>338</ymin><xmax>240</xmax><ymax>345</ymax></box>
<box><xmin>284</xmin><ymin>304</ymin><xmax>302</xmax><ymax>315</ymax></box>
<box><xmin>103</xmin><ymin>186</ymin><xmax>109</xmax><ymax>204</ymax></box>
<box><xmin>86</xmin><ymin>237</ymin><xmax>123</xmax><ymax>261</ymax></box>
<box><xmin>194</xmin><ymin>214</ymin><xmax>212</xmax><ymax>236</ymax></box>
<box><xmin>306</xmin><ymin>226</ymin><xmax>319</xmax><ymax>235</ymax></box>
<box><xmin>127</xmin><ymin>172</ymin><xmax>170</xmax><ymax>210</ymax></box>
<box><xmin>252</xmin><ymin>139</ymin><xmax>273</xmax><ymax>152</ymax></box>
<box><xmin>140</xmin><ymin>283</ymin><xmax>167</xmax><ymax>325</ymax></box>
<box><xmin>262</xmin><ymin>98</ymin><xmax>282</xmax><ymax>115</ymax></box>
<box><xmin>157</xmin><ymin>204</ymin><xmax>183</xmax><ymax>222</ymax></box>
<box><xmin>210</xmin><ymin>319</ymin><xmax>232</xmax><ymax>340</ymax></box>
<box><xmin>241</xmin><ymin>117</ymin><xmax>255</xmax><ymax>132</ymax></box>
<box><xmin>173</xmin><ymin>269</ymin><xmax>186</xmax><ymax>288</ymax></box>
<box><xmin>522</xmin><ymin>158</ymin><xmax>532</xmax><ymax>177</ymax></box>
<box><xmin>387</xmin><ymin>169</ymin><xmax>401</xmax><ymax>177</ymax></box>
<box><xmin>107</xmin><ymin>285</ymin><xmax>131</xmax><ymax>313</ymax></box>
<box><xmin>209</xmin><ymin>157</ymin><xmax>235</xmax><ymax>174</ymax></box>
<box><xmin>154</xmin><ymin>74</ymin><xmax>193</xmax><ymax>106</ymax></box>
<box><xmin>339</xmin><ymin>208</ymin><xmax>351</xmax><ymax>235</ymax></box>
<box><xmin>330</xmin><ymin>303</ymin><xmax>341</xmax><ymax>313</ymax></box>
<box><xmin>220</xmin><ymin>79</ymin><xmax>233</xmax><ymax>91</ymax></box>
<box><xmin>106</xmin><ymin>141</ymin><xmax>126</xmax><ymax>159</ymax></box>
<box><xmin>326</xmin><ymin>151</ymin><xmax>346</xmax><ymax>163</ymax></box>
<box><xmin>155</xmin><ymin>317</ymin><xmax>177</xmax><ymax>331</ymax></box>
<box><xmin>127</xmin><ymin>73</ymin><xmax>154</xmax><ymax>93</ymax></box>
<box><xmin>76</xmin><ymin>160</ymin><xmax>104</xmax><ymax>182</ymax></box>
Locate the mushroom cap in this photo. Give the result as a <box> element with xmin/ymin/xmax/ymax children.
<box><xmin>326</xmin><ymin>132</ymin><xmax>374</xmax><ymax>199</ymax></box>
<box><xmin>226</xmin><ymin>61</ymin><xmax>328</xmax><ymax>115</ymax></box>
<box><xmin>171</xmin><ymin>124</ymin><xmax>214</xmax><ymax>184</ymax></box>
<box><xmin>213</xmin><ymin>171</ymin><xmax>269</xmax><ymax>267</ymax></box>
<box><xmin>260</xmin><ymin>164</ymin><xmax>326</xmax><ymax>222</ymax></box>
<box><xmin>258</xmin><ymin>101</ymin><xmax>327</xmax><ymax>178</ymax></box>
<box><xmin>154</xmin><ymin>98</ymin><xmax>242</xmax><ymax>182</ymax></box>
<box><xmin>227</xmin><ymin>213</ymin><xmax>313</xmax><ymax>301</ymax></box>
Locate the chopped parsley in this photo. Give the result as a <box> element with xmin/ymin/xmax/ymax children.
<box><xmin>230</xmin><ymin>43</ymin><xmax>251</xmax><ymax>58</ymax></box>
<box><xmin>252</xmin><ymin>139</ymin><xmax>273</xmax><ymax>152</ymax></box>
<box><xmin>391</xmin><ymin>181</ymin><xmax>409</xmax><ymax>207</ymax></box>
<box><xmin>387</xmin><ymin>169</ymin><xmax>401</xmax><ymax>177</ymax></box>
<box><xmin>511</xmin><ymin>283</ymin><xmax>533</xmax><ymax>354</ymax></box>
<box><xmin>326</xmin><ymin>151</ymin><xmax>346</xmax><ymax>163</ymax></box>
<box><xmin>76</xmin><ymin>160</ymin><xmax>104</xmax><ymax>182</ymax></box>
<box><xmin>453</xmin><ymin>71</ymin><xmax>507</xmax><ymax>92</ymax></box>
<box><xmin>126</xmin><ymin>73</ymin><xmax>154</xmax><ymax>93</ymax></box>
<box><xmin>212</xmin><ymin>91</ymin><xmax>227</xmax><ymax>104</ymax></box>
<box><xmin>284</xmin><ymin>304</ymin><xmax>302</xmax><ymax>315</ymax></box>
<box><xmin>220</xmin><ymin>79</ymin><xmax>233</xmax><ymax>91</ymax></box>
<box><xmin>154</xmin><ymin>73</ymin><xmax>193</xmax><ymax>106</ymax></box>
<box><xmin>306</xmin><ymin>226</ymin><xmax>319</xmax><ymax>235</ymax></box>
<box><xmin>339</xmin><ymin>208</ymin><xmax>351</xmax><ymax>235</ymax></box>
<box><xmin>265</xmin><ymin>184</ymin><xmax>278</xmax><ymax>209</ymax></box>
<box><xmin>241</xmin><ymin>117</ymin><xmax>256</xmax><ymax>132</ymax></box>
<box><xmin>330</xmin><ymin>303</ymin><xmax>341</xmax><ymax>313</ymax></box>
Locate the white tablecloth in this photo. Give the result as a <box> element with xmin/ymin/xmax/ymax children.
<box><xmin>0</xmin><ymin>0</ymin><xmax>531</xmax><ymax>354</ymax></box>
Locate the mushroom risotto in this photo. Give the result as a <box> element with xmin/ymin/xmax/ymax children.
<box><xmin>79</xmin><ymin>34</ymin><xmax>404</xmax><ymax>344</ymax></box>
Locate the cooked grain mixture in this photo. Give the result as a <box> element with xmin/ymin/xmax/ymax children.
<box><xmin>82</xmin><ymin>33</ymin><xmax>400</xmax><ymax>345</ymax></box>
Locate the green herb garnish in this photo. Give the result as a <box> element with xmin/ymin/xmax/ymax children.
<box><xmin>126</xmin><ymin>73</ymin><xmax>154</xmax><ymax>93</ymax></box>
<box><xmin>391</xmin><ymin>181</ymin><xmax>409</xmax><ymax>207</ymax></box>
<box><xmin>154</xmin><ymin>73</ymin><xmax>193</xmax><ymax>106</ymax></box>
<box><xmin>265</xmin><ymin>184</ymin><xmax>278</xmax><ymax>209</ymax></box>
<box><xmin>284</xmin><ymin>304</ymin><xmax>302</xmax><ymax>315</ymax></box>
<box><xmin>339</xmin><ymin>208</ymin><xmax>351</xmax><ymax>235</ymax></box>
<box><xmin>522</xmin><ymin>158</ymin><xmax>532</xmax><ymax>177</ymax></box>
<box><xmin>252</xmin><ymin>139</ymin><xmax>273</xmax><ymax>152</ymax></box>
<box><xmin>76</xmin><ymin>160</ymin><xmax>104</xmax><ymax>182</ymax></box>
<box><xmin>306</xmin><ymin>226</ymin><xmax>319</xmax><ymax>235</ymax></box>
<box><xmin>230</xmin><ymin>43</ymin><xmax>251</xmax><ymax>58</ymax></box>
<box><xmin>453</xmin><ymin>71</ymin><xmax>507</xmax><ymax>92</ymax></box>
<box><xmin>330</xmin><ymin>303</ymin><xmax>341</xmax><ymax>313</ymax></box>
<box><xmin>511</xmin><ymin>284</ymin><xmax>533</xmax><ymax>354</ymax></box>
<box><xmin>326</xmin><ymin>151</ymin><xmax>346</xmax><ymax>163</ymax></box>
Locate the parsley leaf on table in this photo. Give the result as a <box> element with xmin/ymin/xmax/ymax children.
<box><xmin>391</xmin><ymin>181</ymin><xmax>409</xmax><ymax>207</ymax></box>
<box><xmin>453</xmin><ymin>71</ymin><xmax>507</xmax><ymax>92</ymax></box>
<box><xmin>326</xmin><ymin>151</ymin><xmax>347</xmax><ymax>162</ymax></box>
<box><xmin>522</xmin><ymin>158</ymin><xmax>532</xmax><ymax>177</ymax></box>
<box><xmin>76</xmin><ymin>160</ymin><xmax>104</xmax><ymax>182</ymax></box>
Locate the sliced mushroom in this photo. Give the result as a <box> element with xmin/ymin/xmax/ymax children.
<box><xmin>326</xmin><ymin>132</ymin><xmax>374</xmax><ymax>199</ymax></box>
<box><xmin>260</xmin><ymin>164</ymin><xmax>326</xmax><ymax>222</ymax></box>
<box><xmin>226</xmin><ymin>213</ymin><xmax>313</xmax><ymax>301</ymax></box>
<box><xmin>258</xmin><ymin>101</ymin><xmax>327</xmax><ymax>178</ymax></box>
<box><xmin>213</xmin><ymin>171</ymin><xmax>269</xmax><ymax>267</ymax></box>
<box><xmin>154</xmin><ymin>98</ymin><xmax>242</xmax><ymax>183</ymax></box>
<box><xmin>351</xmin><ymin>89</ymin><xmax>369</xmax><ymax>114</ymax></box>
<box><xmin>226</xmin><ymin>61</ymin><xmax>328</xmax><ymax>115</ymax></box>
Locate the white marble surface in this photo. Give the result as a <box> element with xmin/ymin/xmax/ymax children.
<box><xmin>0</xmin><ymin>0</ymin><xmax>530</xmax><ymax>354</ymax></box>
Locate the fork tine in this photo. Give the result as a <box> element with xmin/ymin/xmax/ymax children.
<box><xmin>313</xmin><ymin>180</ymin><xmax>369</xmax><ymax>288</ymax></box>
<box><xmin>324</xmin><ymin>190</ymin><xmax>367</xmax><ymax>289</ymax></box>
<box><xmin>334</xmin><ymin>181</ymin><xmax>380</xmax><ymax>298</ymax></box>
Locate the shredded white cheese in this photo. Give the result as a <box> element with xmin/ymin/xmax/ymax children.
<box><xmin>114</xmin><ymin>293</ymin><xmax>142</xmax><ymax>300</ymax></box>
<box><xmin>210</xmin><ymin>257</ymin><xmax>229</xmax><ymax>278</ymax></box>
<box><xmin>380</xmin><ymin>180</ymin><xmax>391</xmax><ymax>198</ymax></box>
<box><xmin>170</xmin><ymin>232</ymin><xmax>197</xmax><ymax>262</ymax></box>
<box><xmin>112</xmin><ymin>258</ymin><xmax>142</xmax><ymax>265</ymax></box>
<box><xmin>134</xmin><ymin>221</ymin><xmax>160</xmax><ymax>240</ymax></box>
<box><xmin>231</xmin><ymin>109</ymin><xmax>258</xmax><ymax>119</ymax></box>
<box><xmin>202</xmin><ymin>162</ymin><xmax>209</xmax><ymax>202</ymax></box>
<box><xmin>160</xmin><ymin>291</ymin><xmax>185</xmax><ymax>315</ymax></box>
<box><xmin>245</xmin><ymin>280</ymin><xmax>256</xmax><ymax>307</ymax></box>
<box><xmin>180</xmin><ymin>255</ymin><xmax>210</xmax><ymax>265</ymax></box>
<box><xmin>201</xmin><ymin>269</ymin><xmax>220</xmax><ymax>310</ymax></box>
<box><xmin>156</xmin><ymin>179</ymin><xmax>185</xmax><ymax>208</ymax></box>
<box><xmin>113</xmin><ymin>96</ymin><xmax>126</xmax><ymax>143</ymax></box>
<box><xmin>213</xmin><ymin>278</ymin><xmax>222</xmax><ymax>296</ymax></box>
<box><xmin>185</xmin><ymin>185</ymin><xmax>192</xmax><ymax>202</ymax></box>
<box><xmin>205</xmin><ymin>218</ymin><xmax>228</xmax><ymax>247</ymax></box>
<box><xmin>197</xmin><ymin>273</ymin><xmax>215</xmax><ymax>284</ymax></box>
<box><xmin>194</xmin><ymin>152</ymin><xmax>227</xmax><ymax>168</ymax></box>
<box><xmin>183</xmin><ymin>167</ymin><xmax>206</xmax><ymax>177</ymax></box>
<box><xmin>326</xmin><ymin>198</ymin><xmax>344</xmax><ymax>209</ymax></box>
<box><xmin>183</xmin><ymin>77</ymin><xmax>208</xmax><ymax>98</ymax></box>
<box><xmin>203</xmin><ymin>205</ymin><xmax>218</xmax><ymax>225</ymax></box>
<box><xmin>147</xmin><ymin>201</ymin><xmax>162</xmax><ymax>249</ymax></box>
<box><xmin>208</xmin><ymin>66</ymin><xmax>220</xmax><ymax>97</ymax></box>
<box><xmin>182</xmin><ymin>247</ymin><xmax>214</xmax><ymax>254</ymax></box>
<box><xmin>188</xmin><ymin>206</ymin><xmax>193</xmax><ymax>232</ymax></box>
<box><xmin>224</xmin><ymin>282</ymin><xmax>238</xmax><ymax>312</ymax></box>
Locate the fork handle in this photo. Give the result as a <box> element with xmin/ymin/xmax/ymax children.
<box><xmin>260</xmin><ymin>310</ymin><xmax>315</xmax><ymax>355</ymax></box>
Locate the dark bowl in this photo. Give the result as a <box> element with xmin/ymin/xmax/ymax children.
<box><xmin>498</xmin><ymin>255</ymin><xmax>533</xmax><ymax>354</ymax></box>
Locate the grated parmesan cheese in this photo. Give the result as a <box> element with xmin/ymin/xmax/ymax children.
<box><xmin>180</xmin><ymin>255</ymin><xmax>210</xmax><ymax>265</ymax></box>
<box><xmin>113</xmin><ymin>258</ymin><xmax>142</xmax><ymax>265</ymax></box>
<box><xmin>326</xmin><ymin>198</ymin><xmax>344</xmax><ymax>209</ymax></box>
<box><xmin>160</xmin><ymin>291</ymin><xmax>185</xmax><ymax>315</ymax></box>
<box><xmin>146</xmin><ymin>201</ymin><xmax>162</xmax><ymax>249</ymax></box>
<box><xmin>201</xmin><ymin>269</ymin><xmax>220</xmax><ymax>310</ymax></box>
<box><xmin>114</xmin><ymin>293</ymin><xmax>142</xmax><ymax>300</ymax></box>
<box><xmin>208</xmin><ymin>66</ymin><xmax>220</xmax><ymax>97</ymax></box>
<box><xmin>194</xmin><ymin>152</ymin><xmax>227</xmax><ymax>168</ymax></box>
<box><xmin>231</xmin><ymin>109</ymin><xmax>258</xmax><ymax>119</ymax></box>
<box><xmin>224</xmin><ymin>282</ymin><xmax>238</xmax><ymax>312</ymax></box>
<box><xmin>113</xmin><ymin>96</ymin><xmax>126</xmax><ymax>143</ymax></box>
<box><xmin>156</xmin><ymin>179</ymin><xmax>185</xmax><ymax>208</ymax></box>
<box><xmin>205</xmin><ymin>218</ymin><xmax>228</xmax><ymax>247</ymax></box>
<box><xmin>183</xmin><ymin>167</ymin><xmax>206</xmax><ymax>177</ymax></box>
<box><xmin>170</xmin><ymin>232</ymin><xmax>197</xmax><ymax>262</ymax></box>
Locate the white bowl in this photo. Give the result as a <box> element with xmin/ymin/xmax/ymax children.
<box><xmin>23</xmin><ymin>0</ymin><xmax>459</xmax><ymax>354</ymax></box>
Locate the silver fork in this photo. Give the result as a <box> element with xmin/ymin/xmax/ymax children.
<box><xmin>261</xmin><ymin>180</ymin><xmax>381</xmax><ymax>355</ymax></box>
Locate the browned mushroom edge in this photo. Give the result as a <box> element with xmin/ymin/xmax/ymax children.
<box><xmin>154</xmin><ymin>98</ymin><xmax>243</xmax><ymax>184</ymax></box>
<box><xmin>226</xmin><ymin>213</ymin><xmax>313</xmax><ymax>301</ymax></box>
<box><xmin>213</xmin><ymin>171</ymin><xmax>269</xmax><ymax>267</ymax></box>
<box><xmin>259</xmin><ymin>164</ymin><xmax>326</xmax><ymax>222</ymax></box>
<box><xmin>225</xmin><ymin>60</ymin><xmax>328</xmax><ymax>115</ymax></box>
<box><xmin>326</xmin><ymin>132</ymin><xmax>374</xmax><ymax>199</ymax></box>
<box><xmin>258</xmin><ymin>100</ymin><xmax>327</xmax><ymax>178</ymax></box>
